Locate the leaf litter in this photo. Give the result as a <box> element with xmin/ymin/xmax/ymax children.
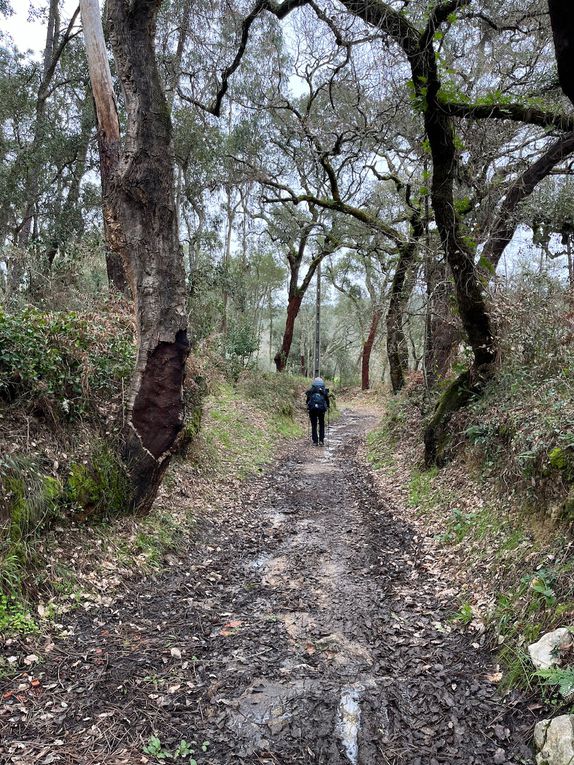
<box><xmin>0</xmin><ymin>409</ymin><xmax>536</xmax><ymax>764</ymax></box>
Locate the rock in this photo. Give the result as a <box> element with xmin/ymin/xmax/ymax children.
<box><xmin>534</xmin><ymin>715</ymin><xmax>574</xmax><ymax>765</ymax></box>
<box><xmin>494</xmin><ymin>747</ymin><xmax>506</xmax><ymax>763</ymax></box>
<box><xmin>528</xmin><ymin>628</ymin><xmax>573</xmax><ymax>670</ymax></box>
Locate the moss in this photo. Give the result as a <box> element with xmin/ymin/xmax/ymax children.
<box><xmin>5</xmin><ymin>474</ymin><xmax>62</xmax><ymax>543</ymax></box>
<box><xmin>66</xmin><ymin>444</ymin><xmax>130</xmax><ymax>518</ymax></box>
<box><xmin>424</xmin><ymin>370</ymin><xmax>480</xmax><ymax>466</ymax></box>
<box><xmin>548</xmin><ymin>447</ymin><xmax>574</xmax><ymax>481</ymax></box>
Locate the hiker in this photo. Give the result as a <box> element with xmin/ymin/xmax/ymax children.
<box><xmin>305</xmin><ymin>376</ymin><xmax>330</xmax><ymax>446</ymax></box>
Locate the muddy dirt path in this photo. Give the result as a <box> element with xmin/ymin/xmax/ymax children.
<box><xmin>1</xmin><ymin>410</ymin><xmax>536</xmax><ymax>765</ymax></box>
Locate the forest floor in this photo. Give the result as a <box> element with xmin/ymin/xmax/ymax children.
<box><xmin>1</xmin><ymin>407</ymin><xmax>539</xmax><ymax>765</ymax></box>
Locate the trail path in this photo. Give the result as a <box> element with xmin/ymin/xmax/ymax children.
<box><xmin>1</xmin><ymin>410</ymin><xmax>536</xmax><ymax>764</ymax></box>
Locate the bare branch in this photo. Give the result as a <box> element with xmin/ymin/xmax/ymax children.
<box><xmin>440</xmin><ymin>100</ymin><xmax>574</xmax><ymax>132</ymax></box>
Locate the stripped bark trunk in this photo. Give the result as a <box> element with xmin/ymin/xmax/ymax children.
<box><xmin>80</xmin><ymin>0</ymin><xmax>189</xmax><ymax>512</ymax></box>
<box><xmin>361</xmin><ymin>306</ymin><xmax>382</xmax><ymax>390</ymax></box>
<box><xmin>274</xmin><ymin>228</ymin><xmax>335</xmax><ymax>372</ymax></box>
<box><xmin>274</xmin><ymin>292</ymin><xmax>303</xmax><ymax>372</ymax></box>
<box><xmin>80</xmin><ymin>0</ymin><xmax>128</xmax><ymax>294</ymax></box>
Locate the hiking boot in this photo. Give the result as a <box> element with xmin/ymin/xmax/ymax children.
<box><xmin>319</xmin><ymin>441</ymin><xmax>324</xmax><ymax>447</ymax></box>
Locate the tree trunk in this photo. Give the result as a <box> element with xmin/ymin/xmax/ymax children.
<box><xmin>549</xmin><ymin>0</ymin><xmax>574</xmax><ymax>106</ymax></box>
<box><xmin>483</xmin><ymin>131</ymin><xmax>574</xmax><ymax>268</ymax></box>
<box><xmin>386</xmin><ymin>212</ymin><xmax>423</xmax><ymax>393</ymax></box>
<box><xmin>361</xmin><ymin>306</ymin><xmax>382</xmax><ymax>390</ymax></box>
<box><xmin>80</xmin><ymin>0</ymin><xmax>128</xmax><ymax>294</ymax></box>
<box><xmin>424</xmin><ymin>258</ymin><xmax>461</xmax><ymax>387</ymax></box>
<box><xmin>313</xmin><ymin>261</ymin><xmax>321</xmax><ymax>378</ymax></box>
<box><xmin>274</xmin><ymin>292</ymin><xmax>302</xmax><ymax>372</ymax></box>
<box><xmin>44</xmin><ymin>88</ymin><xmax>94</xmax><ymax>266</ymax></box>
<box><xmin>81</xmin><ymin>0</ymin><xmax>190</xmax><ymax>512</ymax></box>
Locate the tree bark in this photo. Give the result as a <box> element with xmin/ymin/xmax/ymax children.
<box><xmin>82</xmin><ymin>0</ymin><xmax>189</xmax><ymax>512</ymax></box>
<box><xmin>424</xmin><ymin>263</ymin><xmax>461</xmax><ymax>387</ymax></box>
<box><xmin>80</xmin><ymin>0</ymin><xmax>128</xmax><ymax>294</ymax></box>
<box><xmin>274</xmin><ymin>292</ymin><xmax>303</xmax><ymax>371</ymax></box>
<box><xmin>361</xmin><ymin>306</ymin><xmax>382</xmax><ymax>390</ymax></box>
<box><xmin>549</xmin><ymin>0</ymin><xmax>574</xmax><ymax>107</ymax></box>
<box><xmin>386</xmin><ymin>201</ymin><xmax>423</xmax><ymax>393</ymax></box>
<box><xmin>386</xmin><ymin>247</ymin><xmax>413</xmax><ymax>395</ymax></box>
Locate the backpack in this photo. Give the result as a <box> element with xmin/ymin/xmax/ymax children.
<box><xmin>307</xmin><ymin>385</ymin><xmax>327</xmax><ymax>412</ymax></box>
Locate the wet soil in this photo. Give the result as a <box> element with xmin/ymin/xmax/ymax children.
<box><xmin>1</xmin><ymin>410</ymin><xmax>537</xmax><ymax>764</ymax></box>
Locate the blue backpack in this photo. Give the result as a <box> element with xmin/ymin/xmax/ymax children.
<box><xmin>307</xmin><ymin>384</ymin><xmax>327</xmax><ymax>412</ymax></box>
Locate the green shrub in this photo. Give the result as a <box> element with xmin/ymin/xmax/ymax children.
<box><xmin>0</xmin><ymin>305</ymin><xmax>135</xmax><ymax>418</ymax></box>
<box><xmin>237</xmin><ymin>370</ymin><xmax>306</xmax><ymax>419</ymax></box>
<box><xmin>0</xmin><ymin>595</ymin><xmax>37</xmax><ymax>634</ymax></box>
<box><xmin>0</xmin><ymin>306</ymin><xmax>87</xmax><ymax>414</ymax></box>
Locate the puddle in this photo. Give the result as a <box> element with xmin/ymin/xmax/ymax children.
<box><xmin>336</xmin><ymin>684</ymin><xmax>364</xmax><ymax>765</ymax></box>
<box><xmin>271</xmin><ymin>512</ymin><xmax>286</xmax><ymax>528</ymax></box>
<box><xmin>247</xmin><ymin>552</ymin><xmax>272</xmax><ymax>571</ymax></box>
<box><xmin>300</xmin><ymin>462</ymin><xmax>339</xmax><ymax>475</ymax></box>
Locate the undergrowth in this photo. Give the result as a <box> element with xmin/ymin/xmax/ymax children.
<box><xmin>367</xmin><ymin>279</ymin><xmax>574</xmax><ymax>703</ymax></box>
<box><xmin>190</xmin><ymin>373</ymin><xmax>306</xmax><ymax>479</ymax></box>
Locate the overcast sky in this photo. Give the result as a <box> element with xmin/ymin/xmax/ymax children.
<box><xmin>3</xmin><ymin>1</ymin><xmax>79</xmax><ymax>55</ymax></box>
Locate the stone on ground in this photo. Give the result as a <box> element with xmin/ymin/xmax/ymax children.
<box><xmin>528</xmin><ymin>628</ymin><xmax>573</xmax><ymax>670</ymax></box>
<box><xmin>534</xmin><ymin>715</ymin><xmax>574</xmax><ymax>765</ymax></box>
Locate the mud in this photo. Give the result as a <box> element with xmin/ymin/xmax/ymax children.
<box><xmin>1</xmin><ymin>410</ymin><xmax>536</xmax><ymax>764</ymax></box>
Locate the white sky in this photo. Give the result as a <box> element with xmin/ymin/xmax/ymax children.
<box><xmin>3</xmin><ymin>0</ymin><xmax>80</xmax><ymax>56</ymax></box>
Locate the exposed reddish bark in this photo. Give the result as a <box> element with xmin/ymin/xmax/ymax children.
<box><xmin>361</xmin><ymin>306</ymin><xmax>382</xmax><ymax>390</ymax></box>
<box><xmin>274</xmin><ymin>293</ymin><xmax>303</xmax><ymax>372</ymax></box>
